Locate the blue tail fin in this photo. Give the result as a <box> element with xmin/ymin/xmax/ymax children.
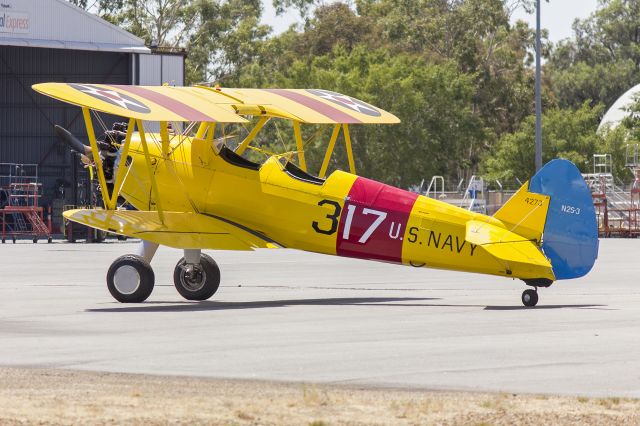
<box><xmin>529</xmin><ymin>159</ymin><xmax>599</xmax><ymax>280</ymax></box>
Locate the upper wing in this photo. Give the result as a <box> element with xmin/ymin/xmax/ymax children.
<box><xmin>33</xmin><ymin>83</ymin><xmax>399</xmax><ymax>124</ymax></box>
<box><xmin>214</xmin><ymin>87</ymin><xmax>401</xmax><ymax>124</ymax></box>
<box><xmin>63</xmin><ymin>209</ymin><xmax>279</xmax><ymax>250</ymax></box>
<box><xmin>32</xmin><ymin>83</ymin><xmax>248</xmax><ymax>123</ymax></box>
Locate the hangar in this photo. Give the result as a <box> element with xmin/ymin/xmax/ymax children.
<box><xmin>0</xmin><ymin>0</ymin><xmax>184</xmax><ymax>231</ymax></box>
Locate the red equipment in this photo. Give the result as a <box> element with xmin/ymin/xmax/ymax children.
<box><xmin>0</xmin><ymin>164</ymin><xmax>52</xmax><ymax>243</ymax></box>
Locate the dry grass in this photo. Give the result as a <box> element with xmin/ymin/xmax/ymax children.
<box><xmin>0</xmin><ymin>368</ymin><xmax>638</xmax><ymax>425</ymax></box>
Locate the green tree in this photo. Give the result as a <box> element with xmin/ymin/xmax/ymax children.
<box><xmin>238</xmin><ymin>44</ymin><xmax>484</xmax><ymax>187</ymax></box>
<box><xmin>186</xmin><ymin>0</ymin><xmax>271</xmax><ymax>84</ymax></box>
<box><xmin>548</xmin><ymin>0</ymin><xmax>640</xmax><ymax>109</ymax></box>
<box><xmin>66</xmin><ymin>0</ymin><xmax>270</xmax><ymax>85</ymax></box>
<box><xmin>356</xmin><ymin>0</ymin><xmax>541</xmax><ymax>138</ymax></box>
<box><xmin>483</xmin><ymin>102</ymin><xmax>605</xmax><ymax>184</ymax></box>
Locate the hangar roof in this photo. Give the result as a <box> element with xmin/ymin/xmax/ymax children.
<box><xmin>0</xmin><ymin>0</ymin><xmax>150</xmax><ymax>53</ymax></box>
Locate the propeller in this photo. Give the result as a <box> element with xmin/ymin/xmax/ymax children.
<box><xmin>54</xmin><ymin>125</ymin><xmax>92</xmax><ymax>164</ymax></box>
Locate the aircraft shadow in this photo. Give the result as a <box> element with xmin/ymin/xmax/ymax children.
<box><xmin>86</xmin><ymin>296</ymin><xmax>440</xmax><ymax>313</ymax></box>
<box><xmin>484</xmin><ymin>304</ymin><xmax>609</xmax><ymax>311</ymax></box>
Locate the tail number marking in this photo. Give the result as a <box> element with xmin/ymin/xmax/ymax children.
<box><xmin>561</xmin><ymin>204</ymin><xmax>581</xmax><ymax>215</ymax></box>
<box><xmin>524</xmin><ymin>197</ymin><xmax>544</xmax><ymax>207</ymax></box>
<box><xmin>342</xmin><ymin>205</ymin><xmax>388</xmax><ymax>244</ymax></box>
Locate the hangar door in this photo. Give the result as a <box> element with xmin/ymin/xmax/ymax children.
<box><xmin>0</xmin><ymin>46</ymin><xmax>130</xmax><ymax>208</ymax></box>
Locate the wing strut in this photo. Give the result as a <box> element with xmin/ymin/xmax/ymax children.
<box><xmin>293</xmin><ymin>121</ymin><xmax>307</xmax><ymax>172</ymax></box>
<box><xmin>319</xmin><ymin>124</ymin><xmax>341</xmax><ymax>178</ymax></box>
<box><xmin>343</xmin><ymin>123</ymin><xmax>356</xmax><ymax>174</ymax></box>
<box><xmin>81</xmin><ymin>109</ymin><xmax>136</xmax><ymax>210</ymax></box>
<box><xmin>82</xmin><ymin>108</ymin><xmax>111</xmax><ymax>207</ymax></box>
<box><xmin>108</xmin><ymin>117</ymin><xmax>135</xmax><ymax>209</ymax></box>
<box><xmin>136</xmin><ymin>119</ymin><xmax>165</xmax><ymax>224</ymax></box>
<box><xmin>236</xmin><ymin>117</ymin><xmax>269</xmax><ymax>155</ymax></box>
<box><xmin>316</xmin><ymin>123</ymin><xmax>357</xmax><ymax>177</ymax></box>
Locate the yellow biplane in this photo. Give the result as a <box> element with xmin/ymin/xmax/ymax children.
<box><xmin>32</xmin><ymin>83</ymin><xmax>598</xmax><ymax>307</ymax></box>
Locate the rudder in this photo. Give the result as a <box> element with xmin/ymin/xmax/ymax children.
<box><xmin>529</xmin><ymin>159</ymin><xmax>599</xmax><ymax>279</ymax></box>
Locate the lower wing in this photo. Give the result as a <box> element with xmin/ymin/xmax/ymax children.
<box><xmin>63</xmin><ymin>209</ymin><xmax>279</xmax><ymax>250</ymax></box>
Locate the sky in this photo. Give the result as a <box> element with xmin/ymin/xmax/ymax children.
<box><xmin>261</xmin><ymin>0</ymin><xmax>601</xmax><ymax>43</ymax></box>
<box><xmin>511</xmin><ymin>0</ymin><xmax>599</xmax><ymax>43</ymax></box>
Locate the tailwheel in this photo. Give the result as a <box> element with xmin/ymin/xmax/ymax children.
<box><xmin>173</xmin><ymin>253</ymin><xmax>220</xmax><ymax>301</ymax></box>
<box><xmin>521</xmin><ymin>288</ymin><xmax>539</xmax><ymax>307</ymax></box>
<box><xmin>106</xmin><ymin>254</ymin><xmax>155</xmax><ymax>303</ymax></box>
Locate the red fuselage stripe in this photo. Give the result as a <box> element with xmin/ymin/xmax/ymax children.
<box><xmin>336</xmin><ymin>177</ymin><xmax>418</xmax><ymax>263</ymax></box>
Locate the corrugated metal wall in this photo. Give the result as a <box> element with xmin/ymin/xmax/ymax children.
<box><xmin>139</xmin><ymin>54</ymin><xmax>184</xmax><ymax>86</ymax></box>
<box><xmin>0</xmin><ymin>45</ymin><xmax>130</xmax><ymax>205</ymax></box>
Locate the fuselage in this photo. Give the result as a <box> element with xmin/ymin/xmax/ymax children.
<box><xmin>119</xmin><ymin>134</ymin><xmax>554</xmax><ymax>281</ymax></box>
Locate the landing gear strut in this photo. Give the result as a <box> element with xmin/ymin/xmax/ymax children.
<box><xmin>520</xmin><ymin>278</ymin><xmax>552</xmax><ymax>307</ymax></box>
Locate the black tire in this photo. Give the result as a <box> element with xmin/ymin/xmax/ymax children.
<box><xmin>47</xmin><ymin>237</ymin><xmax>52</xmax><ymax>243</ymax></box>
<box><xmin>32</xmin><ymin>237</ymin><xmax>37</xmax><ymax>243</ymax></box>
<box><xmin>1</xmin><ymin>238</ymin><xmax>5</xmax><ymax>244</ymax></box>
<box><xmin>107</xmin><ymin>254</ymin><xmax>155</xmax><ymax>303</ymax></box>
<box><xmin>522</xmin><ymin>289</ymin><xmax>539</xmax><ymax>307</ymax></box>
<box><xmin>173</xmin><ymin>253</ymin><xmax>220</xmax><ymax>301</ymax></box>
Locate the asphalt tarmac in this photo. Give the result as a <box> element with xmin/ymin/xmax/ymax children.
<box><xmin>0</xmin><ymin>238</ymin><xmax>638</xmax><ymax>397</ymax></box>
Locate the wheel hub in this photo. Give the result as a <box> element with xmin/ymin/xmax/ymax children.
<box><xmin>180</xmin><ymin>264</ymin><xmax>206</xmax><ymax>292</ymax></box>
<box><xmin>113</xmin><ymin>265</ymin><xmax>141</xmax><ymax>295</ymax></box>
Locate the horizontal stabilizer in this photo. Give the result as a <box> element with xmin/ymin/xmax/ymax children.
<box><xmin>63</xmin><ymin>209</ymin><xmax>279</xmax><ymax>250</ymax></box>
<box><xmin>466</xmin><ymin>220</ymin><xmax>553</xmax><ymax>273</ymax></box>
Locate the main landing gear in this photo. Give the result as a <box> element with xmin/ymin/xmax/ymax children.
<box><xmin>106</xmin><ymin>242</ymin><xmax>221</xmax><ymax>303</ymax></box>
<box><xmin>521</xmin><ymin>278</ymin><xmax>554</xmax><ymax>307</ymax></box>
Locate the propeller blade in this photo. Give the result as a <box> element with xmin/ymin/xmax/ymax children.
<box><xmin>54</xmin><ymin>125</ymin><xmax>92</xmax><ymax>156</ymax></box>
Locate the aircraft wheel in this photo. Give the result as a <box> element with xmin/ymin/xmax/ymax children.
<box><xmin>173</xmin><ymin>253</ymin><xmax>220</xmax><ymax>301</ymax></box>
<box><xmin>521</xmin><ymin>289</ymin><xmax>538</xmax><ymax>307</ymax></box>
<box><xmin>107</xmin><ymin>254</ymin><xmax>155</xmax><ymax>303</ymax></box>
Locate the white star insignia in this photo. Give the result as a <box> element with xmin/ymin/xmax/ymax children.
<box><xmin>315</xmin><ymin>90</ymin><xmax>379</xmax><ymax>115</ymax></box>
<box><xmin>76</xmin><ymin>84</ymin><xmax>146</xmax><ymax>111</ymax></box>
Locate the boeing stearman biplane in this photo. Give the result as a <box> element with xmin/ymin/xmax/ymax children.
<box><xmin>32</xmin><ymin>83</ymin><xmax>598</xmax><ymax>307</ymax></box>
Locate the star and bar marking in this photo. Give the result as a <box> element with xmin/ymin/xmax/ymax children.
<box><xmin>307</xmin><ymin>89</ymin><xmax>381</xmax><ymax>117</ymax></box>
<box><xmin>70</xmin><ymin>84</ymin><xmax>151</xmax><ymax>114</ymax></box>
